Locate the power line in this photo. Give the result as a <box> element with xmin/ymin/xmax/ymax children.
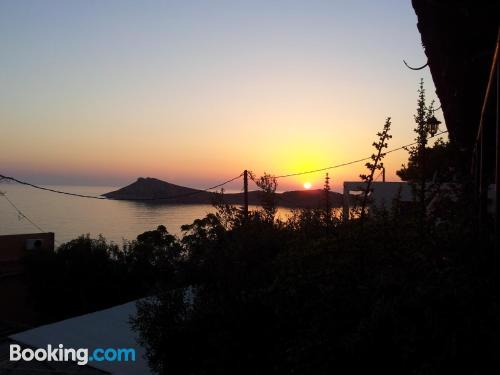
<box><xmin>0</xmin><ymin>176</ymin><xmax>106</xmax><ymax>199</ymax></box>
<box><xmin>274</xmin><ymin>130</ymin><xmax>448</xmax><ymax>179</ymax></box>
<box><xmin>1</xmin><ymin>192</ymin><xmax>46</xmax><ymax>233</ymax></box>
<box><xmin>384</xmin><ymin>130</ymin><xmax>448</xmax><ymax>156</ymax></box>
<box><xmin>117</xmin><ymin>173</ymin><xmax>244</xmax><ymax>201</ymax></box>
<box><xmin>0</xmin><ymin>173</ymin><xmax>243</xmax><ymax>201</ymax></box>
<box><xmin>274</xmin><ymin>156</ymin><xmax>372</xmax><ymax>179</ymax></box>
<box><xmin>0</xmin><ymin>130</ymin><xmax>448</xmax><ymax>198</ymax></box>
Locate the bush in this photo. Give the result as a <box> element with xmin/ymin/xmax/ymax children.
<box><xmin>131</xmin><ymin>190</ymin><xmax>498</xmax><ymax>375</ymax></box>
<box><xmin>24</xmin><ymin>226</ymin><xmax>182</xmax><ymax>323</ymax></box>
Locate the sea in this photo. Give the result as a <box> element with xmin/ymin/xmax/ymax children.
<box><xmin>0</xmin><ymin>183</ymin><xmax>292</xmax><ymax>246</ymax></box>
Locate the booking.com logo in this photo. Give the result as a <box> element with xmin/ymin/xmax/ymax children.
<box><xmin>10</xmin><ymin>344</ymin><xmax>136</xmax><ymax>366</ymax></box>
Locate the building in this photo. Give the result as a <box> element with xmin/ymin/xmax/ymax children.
<box><xmin>0</xmin><ymin>233</ymin><xmax>55</xmax><ymax>334</ymax></box>
<box><xmin>343</xmin><ymin>181</ymin><xmax>414</xmax><ymax>220</ymax></box>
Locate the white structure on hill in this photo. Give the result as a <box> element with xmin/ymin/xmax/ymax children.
<box><xmin>343</xmin><ymin>181</ymin><xmax>413</xmax><ymax>220</ymax></box>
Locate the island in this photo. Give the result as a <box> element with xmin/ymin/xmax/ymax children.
<box><xmin>102</xmin><ymin>177</ymin><xmax>344</xmax><ymax>208</ymax></box>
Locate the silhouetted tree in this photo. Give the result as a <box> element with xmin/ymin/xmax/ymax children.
<box><xmin>359</xmin><ymin>117</ymin><xmax>392</xmax><ymax>221</ymax></box>
<box><xmin>131</xmin><ymin>188</ymin><xmax>497</xmax><ymax>375</ymax></box>
<box><xmin>399</xmin><ymin>79</ymin><xmax>436</xmax><ymax>215</ymax></box>
<box><xmin>23</xmin><ymin>226</ymin><xmax>182</xmax><ymax>323</ymax></box>
<box><xmin>323</xmin><ymin>173</ymin><xmax>332</xmax><ymax>224</ymax></box>
<box><xmin>249</xmin><ymin>172</ymin><xmax>278</xmax><ymax>223</ymax></box>
<box><xmin>397</xmin><ymin>137</ymin><xmax>456</xmax><ymax>182</ymax></box>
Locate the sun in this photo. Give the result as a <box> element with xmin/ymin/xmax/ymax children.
<box><xmin>303</xmin><ymin>182</ymin><xmax>312</xmax><ymax>189</ymax></box>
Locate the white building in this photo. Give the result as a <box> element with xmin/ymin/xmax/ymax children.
<box><xmin>343</xmin><ymin>181</ymin><xmax>496</xmax><ymax>220</ymax></box>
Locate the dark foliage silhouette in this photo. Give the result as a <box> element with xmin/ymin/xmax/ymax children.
<box><xmin>23</xmin><ymin>226</ymin><xmax>182</xmax><ymax>323</ymax></box>
<box><xmin>23</xmin><ymin>81</ymin><xmax>498</xmax><ymax>374</ymax></box>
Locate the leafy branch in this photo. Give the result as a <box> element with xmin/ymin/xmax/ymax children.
<box><xmin>359</xmin><ymin>117</ymin><xmax>392</xmax><ymax>221</ymax></box>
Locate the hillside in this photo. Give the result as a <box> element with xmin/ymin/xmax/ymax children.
<box><xmin>102</xmin><ymin>177</ymin><xmax>213</xmax><ymax>203</ymax></box>
<box><xmin>103</xmin><ymin>177</ymin><xmax>345</xmax><ymax>208</ymax></box>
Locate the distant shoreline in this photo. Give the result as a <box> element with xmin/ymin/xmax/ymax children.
<box><xmin>103</xmin><ymin>177</ymin><xmax>345</xmax><ymax>209</ymax></box>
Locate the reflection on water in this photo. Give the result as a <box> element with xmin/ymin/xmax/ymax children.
<box><xmin>0</xmin><ymin>184</ymin><xmax>292</xmax><ymax>245</ymax></box>
<box><xmin>0</xmin><ymin>184</ymin><xmax>216</xmax><ymax>244</ymax></box>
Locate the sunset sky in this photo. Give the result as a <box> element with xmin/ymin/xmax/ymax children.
<box><xmin>0</xmin><ymin>0</ymin><xmax>444</xmax><ymax>192</ymax></box>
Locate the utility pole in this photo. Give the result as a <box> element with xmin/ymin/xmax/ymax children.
<box><xmin>382</xmin><ymin>167</ymin><xmax>386</xmax><ymax>182</ymax></box>
<box><xmin>243</xmin><ymin>169</ymin><xmax>249</xmax><ymax>221</ymax></box>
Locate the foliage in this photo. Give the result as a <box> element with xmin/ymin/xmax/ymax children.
<box><xmin>130</xmin><ymin>176</ymin><xmax>497</xmax><ymax>375</ymax></box>
<box><xmin>23</xmin><ymin>98</ymin><xmax>498</xmax><ymax>374</ymax></box>
<box><xmin>397</xmin><ymin>138</ymin><xmax>457</xmax><ymax>182</ymax></box>
<box><xmin>24</xmin><ymin>171</ymin><xmax>497</xmax><ymax>375</ymax></box>
<box><xmin>397</xmin><ymin>79</ymin><xmax>437</xmax><ymax>210</ymax></box>
<box><xmin>359</xmin><ymin>117</ymin><xmax>392</xmax><ymax>220</ymax></box>
<box><xmin>322</xmin><ymin>173</ymin><xmax>333</xmax><ymax>225</ymax></box>
<box><xmin>23</xmin><ymin>226</ymin><xmax>182</xmax><ymax>323</ymax></box>
<box><xmin>249</xmin><ymin>172</ymin><xmax>278</xmax><ymax>223</ymax></box>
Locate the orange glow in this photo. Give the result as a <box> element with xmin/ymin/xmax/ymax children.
<box><xmin>1</xmin><ymin>1</ymin><xmax>443</xmax><ymax>192</ymax></box>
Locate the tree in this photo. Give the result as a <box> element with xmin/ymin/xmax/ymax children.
<box><xmin>23</xmin><ymin>226</ymin><xmax>182</xmax><ymax>323</ymax></box>
<box><xmin>397</xmin><ymin>138</ymin><xmax>456</xmax><ymax>183</ymax></box>
<box><xmin>359</xmin><ymin>117</ymin><xmax>392</xmax><ymax>220</ymax></box>
<box><xmin>398</xmin><ymin>79</ymin><xmax>436</xmax><ymax>211</ymax></box>
<box><xmin>323</xmin><ymin>173</ymin><xmax>332</xmax><ymax>224</ymax></box>
<box><xmin>249</xmin><ymin>172</ymin><xmax>278</xmax><ymax>223</ymax></box>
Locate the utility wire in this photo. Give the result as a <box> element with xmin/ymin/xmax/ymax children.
<box><xmin>1</xmin><ymin>192</ymin><xmax>45</xmax><ymax>233</ymax></box>
<box><xmin>0</xmin><ymin>176</ymin><xmax>106</xmax><ymax>199</ymax></box>
<box><xmin>275</xmin><ymin>156</ymin><xmax>373</xmax><ymax>179</ymax></box>
<box><xmin>115</xmin><ymin>173</ymin><xmax>244</xmax><ymax>201</ymax></box>
<box><xmin>0</xmin><ymin>173</ymin><xmax>243</xmax><ymax>201</ymax></box>
<box><xmin>0</xmin><ymin>130</ymin><xmax>448</xmax><ymax>198</ymax></box>
<box><xmin>384</xmin><ymin>130</ymin><xmax>448</xmax><ymax>156</ymax></box>
<box><xmin>275</xmin><ymin>130</ymin><xmax>448</xmax><ymax>178</ymax></box>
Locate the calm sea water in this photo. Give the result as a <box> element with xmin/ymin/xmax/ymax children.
<box><xmin>0</xmin><ymin>184</ymin><xmax>218</xmax><ymax>245</ymax></box>
<box><xmin>0</xmin><ymin>183</ymin><xmax>291</xmax><ymax>245</ymax></box>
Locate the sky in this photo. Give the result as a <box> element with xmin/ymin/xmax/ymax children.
<box><xmin>0</xmin><ymin>0</ymin><xmax>444</xmax><ymax>192</ymax></box>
